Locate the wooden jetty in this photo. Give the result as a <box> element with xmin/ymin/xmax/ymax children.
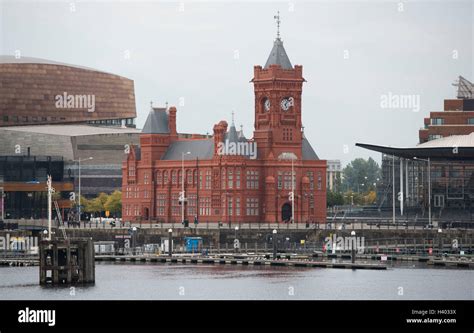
<box><xmin>95</xmin><ymin>254</ymin><xmax>387</xmax><ymax>270</ymax></box>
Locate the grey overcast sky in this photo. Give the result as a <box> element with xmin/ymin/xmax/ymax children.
<box><xmin>1</xmin><ymin>0</ymin><xmax>473</xmax><ymax>166</ymax></box>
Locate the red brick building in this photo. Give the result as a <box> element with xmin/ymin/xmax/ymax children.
<box><xmin>419</xmin><ymin>76</ymin><xmax>474</xmax><ymax>143</ymax></box>
<box><xmin>122</xmin><ymin>35</ymin><xmax>327</xmax><ymax>225</ymax></box>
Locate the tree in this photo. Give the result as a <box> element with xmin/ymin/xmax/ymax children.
<box><xmin>105</xmin><ymin>191</ymin><xmax>122</xmax><ymax>217</ymax></box>
<box><xmin>342</xmin><ymin>157</ymin><xmax>381</xmax><ymax>193</ymax></box>
<box><xmin>85</xmin><ymin>192</ymin><xmax>109</xmax><ymax>216</ymax></box>
<box><xmin>327</xmin><ymin>191</ymin><xmax>344</xmax><ymax>207</ymax></box>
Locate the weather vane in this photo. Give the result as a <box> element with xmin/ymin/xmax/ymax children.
<box><xmin>274</xmin><ymin>11</ymin><xmax>281</xmax><ymax>39</ymax></box>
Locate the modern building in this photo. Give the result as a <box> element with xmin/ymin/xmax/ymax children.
<box><xmin>0</xmin><ymin>155</ymin><xmax>74</xmax><ymax>219</ymax></box>
<box><xmin>0</xmin><ymin>56</ymin><xmax>141</xmax><ymax>201</ymax></box>
<box><xmin>356</xmin><ymin>76</ymin><xmax>474</xmax><ymax>221</ymax></box>
<box><xmin>357</xmin><ymin>134</ymin><xmax>474</xmax><ymax>221</ymax></box>
<box><xmin>122</xmin><ymin>31</ymin><xmax>327</xmax><ymax>225</ymax></box>
<box><xmin>326</xmin><ymin>160</ymin><xmax>342</xmax><ymax>192</ymax></box>
<box><xmin>0</xmin><ymin>125</ymin><xmax>140</xmax><ymax>197</ymax></box>
<box><xmin>419</xmin><ymin>76</ymin><xmax>474</xmax><ymax>143</ymax></box>
<box><xmin>0</xmin><ymin>56</ymin><xmax>137</xmax><ymax>127</ymax></box>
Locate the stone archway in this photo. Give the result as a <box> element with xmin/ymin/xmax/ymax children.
<box><xmin>281</xmin><ymin>203</ymin><xmax>292</xmax><ymax>223</ymax></box>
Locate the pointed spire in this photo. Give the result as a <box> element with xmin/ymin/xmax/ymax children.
<box><xmin>265</xmin><ymin>12</ymin><xmax>293</xmax><ymax>69</ymax></box>
<box><xmin>231</xmin><ymin>110</ymin><xmax>235</xmax><ymax>126</ymax></box>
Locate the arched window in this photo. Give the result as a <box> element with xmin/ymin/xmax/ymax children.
<box><xmin>187</xmin><ymin>170</ymin><xmax>193</xmax><ymax>184</ymax></box>
<box><xmin>156</xmin><ymin>171</ymin><xmax>162</xmax><ymax>185</ymax></box>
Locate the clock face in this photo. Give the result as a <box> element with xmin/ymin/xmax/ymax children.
<box><xmin>263</xmin><ymin>98</ymin><xmax>271</xmax><ymax>112</ymax></box>
<box><xmin>280</xmin><ymin>97</ymin><xmax>294</xmax><ymax>111</ymax></box>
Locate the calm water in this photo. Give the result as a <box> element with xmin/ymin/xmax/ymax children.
<box><xmin>0</xmin><ymin>263</ymin><xmax>472</xmax><ymax>300</ymax></box>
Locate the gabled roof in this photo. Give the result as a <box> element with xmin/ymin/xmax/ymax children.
<box><xmin>264</xmin><ymin>38</ymin><xmax>293</xmax><ymax>70</ymax></box>
<box><xmin>161</xmin><ymin>139</ymin><xmax>214</xmax><ymax>160</ymax></box>
<box><xmin>142</xmin><ymin>107</ymin><xmax>169</xmax><ymax>134</ymax></box>
<box><xmin>302</xmin><ymin>137</ymin><xmax>319</xmax><ymax>160</ymax></box>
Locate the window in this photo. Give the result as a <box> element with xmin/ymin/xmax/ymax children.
<box><xmin>144</xmin><ymin>172</ymin><xmax>149</xmax><ymax>185</ymax></box>
<box><xmin>156</xmin><ymin>171</ymin><xmax>162</xmax><ymax>185</ymax></box>
<box><xmin>228</xmin><ymin>169</ymin><xmax>233</xmax><ymax>189</ymax></box>
<box><xmin>283</xmin><ymin>128</ymin><xmax>293</xmax><ymax>141</ymax></box>
<box><xmin>128</xmin><ymin>166</ymin><xmax>136</xmax><ymax>177</ymax></box>
<box><xmin>163</xmin><ymin>171</ymin><xmax>168</xmax><ymax>184</ymax></box>
<box><xmin>156</xmin><ymin>194</ymin><xmax>166</xmax><ymax>216</ymax></box>
<box><xmin>236</xmin><ymin>169</ymin><xmax>241</xmax><ymax>189</ymax></box>
<box><xmin>246</xmin><ymin>170</ymin><xmax>259</xmax><ymax>189</ymax></box>
<box><xmin>199</xmin><ymin>197</ymin><xmax>211</xmax><ymax>216</ymax></box>
<box><xmin>188</xmin><ymin>194</ymin><xmax>197</xmax><ymax>216</ymax></box>
<box><xmin>3</xmin><ymin>116</ymin><xmax>8</xmax><ymax>122</ymax></box>
<box><xmin>307</xmin><ymin>171</ymin><xmax>314</xmax><ymax>190</ymax></box>
<box><xmin>428</xmin><ymin>134</ymin><xmax>443</xmax><ymax>141</ymax></box>
<box><xmin>317</xmin><ymin>172</ymin><xmax>322</xmax><ymax>190</ymax></box>
<box><xmin>277</xmin><ymin>172</ymin><xmax>283</xmax><ymax>189</ymax></box>
<box><xmin>283</xmin><ymin>171</ymin><xmax>295</xmax><ymax>190</ymax></box>
<box><xmin>246</xmin><ymin>198</ymin><xmax>259</xmax><ymax>216</ymax></box>
<box><xmin>144</xmin><ymin>190</ymin><xmax>149</xmax><ymax>199</ymax></box>
<box><xmin>222</xmin><ymin>168</ymin><xmax>226</xmax><ymax>189</ymax></box>
<box><xmin>205</xmin><ymin>170</ymin><xmax>212</xmax><ymax>190</ymax></box>
<box><xmin>172</xmin><ymin>170</ymin><xmax>177</xmax><ymax>184</ymax></box>
<box><xmin>431</xmin><ymin>118</ymin><xmax>444</xmax><ymax>125</ymax></box>
<box><xmin>187</xmin><ymin>170</ymin><xmax>193</xmax><ymax>185</ymax></box>
<box><xmin>227</xmin><ymin>197</ymin><xmax>233</xmax><ymax>216</ymax></box>
<box><xmin>468</xmin><ymin>118</ymin><xmax>474</xmax><ymax>124</ymax></box>
<box><xmin>199</xmin><ymin>171</ymin><xmax>203</xmax><ymax>188</ymax></box>
<box><xmin>235</xmin><ymin>197</ymin><xmax>240</xmax><ymax>216</ymax></box>
<box><xmin>171</xmin><ymin>193</ymin><xmax>180</xmax><ymax>216</ymax></box>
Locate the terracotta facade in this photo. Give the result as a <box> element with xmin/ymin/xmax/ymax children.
<box><xmin>122</xmin><ymin>38</ymin><xmax>327</xmax><ymax>224</ymax></box>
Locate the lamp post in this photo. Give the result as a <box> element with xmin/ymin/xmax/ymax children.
<box><xmin>73</xmin><ymin>157</ymin><xmax>93</xmax><ymax>227</ymax></box>
<box><xmin>181</xmin><ymin>152</ymin><xmax>191</xmax><ymax>226</ymax></box>
<box><xmin>351</xmin><ymin>230</ymin><xmax>356</xmax><ymax>263</ymax></box>
<box><xmin>168</xmin><ymin>228</ymin><xmax>173</xmax><ymax>257</ymax></box>
<box><xmin>132</xmin><ymin>226</ymin><xmax>137</xmax><ymax>255</ymax></box>
<box><xmin>272</xmin><ymin>229</ymin><xmax>277</xmax><ymax>260</ymax></box>
<box><xmin>234</xmin><ymin>226</ymin><xmax>239</xmax><ymax>253</ymax></box>
<box><xmin>414</xmin><ymin>157</ymin><xmax>431</xmax><ymax>227</ymax></box>
<box><xmin>438</xmin><ymin>228</ymin><xmax>442</xmax><ymax>257</ymax></box>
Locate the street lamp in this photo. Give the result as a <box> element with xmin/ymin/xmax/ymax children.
<box><xmin>181</xmin><ymin>152</ymin><xmax>191</xmax><ymax>226</ymax></box>
<box><xmin>272</xmin><ymin>229</ymin><xmax>277</xmax><ymax>260</ymax></box>
<box><xmin>351</xmin><ymin>230</ymin><xmax>356</xmax><ymax>263</ymax></box>
<box><xmin>234</xmin><ymin>226</ymin><xmax>239</xmax><ymax>253</ymax></box>
<box><xmin>73</xmin><ymin>157</ymin><xmax>93</xmax><ymax>227</ymax></box>
<box><xmin>438</xmin><ymin>228</ymin><xmax>442</xmax><ymax>257</ymax></box>
<box><xmin>168</xmin><ymin>228</ymin><xmax>173</xmax><ymax>257</ymax></box>
<box><xmin>414</xmin><ymin>157</ymin><xmax>431</xmax><ymax>227</ymax></box>
<box><xmin>132</xmin><ymin>226</ymin><xmax>137</xmax><ymax>255</ymax></box>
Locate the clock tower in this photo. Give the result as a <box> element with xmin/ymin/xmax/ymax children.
<box><xmin>252</xmin><ymin>14</ymin><xmax>305</xmax><ymax>160</ymax></box>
